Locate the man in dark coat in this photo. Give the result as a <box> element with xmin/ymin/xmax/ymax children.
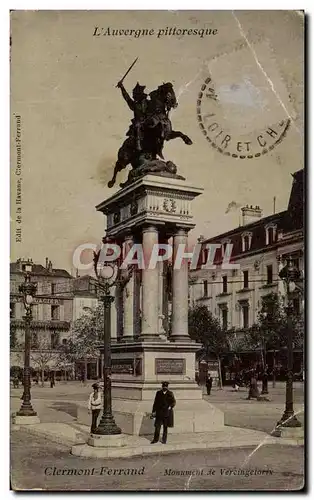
<box><xmin>205</xmin><ymin>373</ymin><xmax>213</xmax><ymax>395</ymax></box>
<box><xmin>151</xmin><ymin>381</ymin><xmax>176</xmax><ymax>444</ymax></box>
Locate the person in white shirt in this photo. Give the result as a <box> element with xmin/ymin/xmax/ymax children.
<box><xmin>88</xmin><ymin>383</ymin><xmax>102</xmax><ymax>434</ymax></box>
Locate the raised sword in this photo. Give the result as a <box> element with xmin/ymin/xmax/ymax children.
<box><xmin>116</xmin><ymin>57</ymin><xmax>138</xmax><ymax>87</ymax></box>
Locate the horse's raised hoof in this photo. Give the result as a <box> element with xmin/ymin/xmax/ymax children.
<box><xmin>107</xmin><ymin>179</ymin><xmax>115</xmax><ymax>188</ymax></box>
<box><xmin>183</xmin><ymin>136</ymin><xmax>193</xmax><ymax>145</ymax></box>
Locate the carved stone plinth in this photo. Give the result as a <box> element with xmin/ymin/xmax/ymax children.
<box><xmin>96</xmin><ymin>174</ymin><xmax>203</xmax><ymax>236</ymax></box>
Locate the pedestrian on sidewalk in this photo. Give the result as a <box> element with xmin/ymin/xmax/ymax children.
<box><xmin>12</xmin><ymin>376</ymin><xmax>19</xmax><ymax>388</ymax></box>
<box><xmin>151</xmin><ymin>381</ymin><xmax>176</xmax><ymax>444</ymax></box>
<box><xmin>247</xmin><ymin>371</ymin><xmax>260</xmax><ymax>400</ymax></box>
<box><xmin>233</xmin><ymin>373</ymin><xmax>241</xmax><ymax>392</ymax></box>
<box><xmin>88</xmin><ymin>383</ymin><xmax>102</xmax><ymax>435</ymax></box>
<box><xmin>205</xmin><ymin>373</ymin><xmax>213</xmax><ymax>395</ymax></box>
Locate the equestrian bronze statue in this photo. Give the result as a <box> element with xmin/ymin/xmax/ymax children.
<box><xmin>107</xmin><ymin>59</ymin><xmax>192</xmax><ymax>188</ymax></box>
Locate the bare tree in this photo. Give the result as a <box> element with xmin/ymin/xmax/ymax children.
<box><xmin>59</xmin><ymin>305</ymin><xmax>103</xmax><ymax>383</ymax></box>
<box><xmin>27</xmin><ymin>338</ymin><xmax>62</xmax><ymax>386</ymax></box>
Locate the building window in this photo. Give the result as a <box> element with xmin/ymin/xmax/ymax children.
<box><xmin>51</xmin><ymin>305</ymin><xmax>60</xmax><ymax>320</ymax></box>
<box><xmin>265</xmin><ymin>225</ymin><xmax>277</xmax><ymax>245</ymax></box>
<box><xmin>221</xmin><ymin>239</ymin><xmax>232</xmax><ymax>257</ymax></box>
<box><xmin>291</xmin><ymin>257</ymin><xmax>300</xmax><ymax>270</ymax></box>
<box><xmin>31</xmin><ymin>304</ymin><xmax>39</xmax><ymax>320</ymax></box>
<box><xmin>51</xmin><ymin>283</ymin><xmax>56</xmax><ymax>295</ymax></box>
<box><xmin>31</xmin><ymin>332</ymin><xmax>38</xmax><ymax>349</ymax></box>
<box><xmin>242</xmin><ymin>304</ymin><xmax>249</xmax><ymax>329</ymax></box>
<box><xmin>222</xmin><ymin>308</ymin><xmax>228</xmax><ymax>330</ymax></box>
<box><xmin>269</xmin><ymin>228</ymin><xmax>274</xmax><ymax>244</ymax></box>
<box><xmin>10</xmin><ymin>303</ymin><xmax>15</xmax><ymax>319</ymax></box>
<box><xmin>222</xmin><ymin>276</ymin><xmax>228</xmax><ymax>293</ymax></box>
<box><xmin>241</xmin><ymin>232</ymin><xmax>252</xmax><ymax>252</ymax></box>
<box><xmin>202</xmin><ymin>248</ymin><xmax>209</xmax><ymax>265</ymax></box>
<box><xmin>203</xmin><ymin>280</ymin><xmax>208</xmax><ymax>297</ymax></box>
<box><xmin>267</xmin><ymin>265</ymin><xmax>273</xmax><ymax>284</ymax></box>
<box><xmin>62</xmin><ymin>338</ymin><xmax>68</xmax><ymax>345</ymax></box>
<box><xmin>51</xmin><ymin>332</ymin><xmax>59</xmax><ymax>349</ymax></box>
<box><xmin>293</xmin><ymin>298</ymin><xmax>300</xmax><ymax>315</ymax></box>
<box><xmin>243</xmin><ymin>270</ymin><xmax>249</xmax><ymax>289</ymax></box>
<box><xmin>244</xmin><ymin>235</ymin><xmax>250</xmax><ymax>251</ymax></box>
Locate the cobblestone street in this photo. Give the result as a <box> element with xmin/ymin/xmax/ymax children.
<box><xmin>11</xmin><ymin>431</ymin><xmax>304</xmax><ymax>491</ymax></box>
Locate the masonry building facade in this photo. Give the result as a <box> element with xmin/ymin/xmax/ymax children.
<box><xmin>189</xmin><ymin>169</ymin><xmax>304</xmax><ymax>377</ymax></box>
<box><xmin>10</xmin><ymin>258</ymin><xmax>99</xmax><ymax>379</ymax></box>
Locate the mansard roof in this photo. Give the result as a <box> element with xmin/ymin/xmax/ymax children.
<box><xmin>198</xmin><ymin>169</ymin><xmax>304</xmax><ymax>264</ymax></box>
<box><xmin>10</xmin><ymin>261</ymin><xmax>73</xmax><ymax>279</ymax></box>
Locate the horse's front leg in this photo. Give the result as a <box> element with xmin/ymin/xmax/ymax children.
<box><xmin>108</xmin><ymin>160</ymin><xmax>124</xmax><ymax>188</ymax></box>
<box><xmin>167</xmin><ymin>130</ymin><xmax>193</xmax><ymax>145</ymax></box>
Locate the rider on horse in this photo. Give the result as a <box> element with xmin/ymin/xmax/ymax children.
<box><xmin>108</xmin><ymin>77</ymin><xmax>192</xmax><ymax>188</ymax></box>
<box><xmin>117</xmin><ymin>80</ymin><xmax>149</xmax><ymax>151</ymax></box>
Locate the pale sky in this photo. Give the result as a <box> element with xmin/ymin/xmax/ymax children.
<box><xmin>10</xmin><ymin>10</ymin><xmax>303</xmax><ymax>273</ymax></box>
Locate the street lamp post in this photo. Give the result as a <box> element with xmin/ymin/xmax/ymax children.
<box><xmin>93</xmin><ymin>243</ymin><xmax>121</xmax><ymax>435</ymax></box>
<box><xmin>16</xmin><ymin>271</ymin><xmax>38</xmax><ymax>418</ymax></box>
<box><xmin>261</xmin><ymin>312</ymin><xmax>268</xmax><ymax>395</ymax></box>
<box><xmin>261</xmin><ymin>366</ymin><xmax>269</xmax><ymax>394</ymax></box>
<box><xmin>277</xmin><ymin>256</ymin><xmax>301</xmax><ymax>429</ymax></box>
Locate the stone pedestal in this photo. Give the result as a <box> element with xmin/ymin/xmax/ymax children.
<box><xmin>87</xmin><ymin>434</ymin><xmax>125</xmax><ymax>447</ymax></box>
<box><xmin>12</xmin><ymin>415</ymin><xmax>41</xmax><ymax>425</ymax></box>
<box><xmin>271</xmin><ymin>426</ymin><xmax>304</xmax><ymax>440</ymax></box>
<box><xmin>72</xmin><ymin>435</ymin><xmax>129</xmax><ymax>458</ymax></box>
<box><xmin>93</xmin><ymin>173</ymin><xmax>224</xmax><ymax>435</ymax></box>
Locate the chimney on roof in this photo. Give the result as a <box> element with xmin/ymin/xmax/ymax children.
<box><xmin>48</xmin><ymin>260</ymin><xmax>53</xmax><ymax>272</ymax></box>
<box><xmin>45</xmin><ymin>257</ymin><xmax>49</xmax><ymax>269</ymax></box>
<box><xmin>197</xmin><ymin>235</ymin><xmax>205</xmax><ymax>242</ymax></box>
<box><xmin>241</xmin><ymin>205</ymin><xmax>263</xmax><ymax>226</ymax></box>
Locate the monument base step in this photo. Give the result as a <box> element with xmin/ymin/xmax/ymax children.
<box><xmin>77</xmin><ymin>399</ymin><xmax>224</xmax><ymax>436</ymax></box>
<box><xmin>87</xmin><ymin>434</ymin><xmax>124</xmax><ymax>448</ymax></box>
<box><xmin>111</xmin><ymin>381</ymin><xmax>204</xmax><ymax>401</ymax></box>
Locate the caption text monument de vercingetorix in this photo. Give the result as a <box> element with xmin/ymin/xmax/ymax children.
<box><xmin>93</xmin><ymin>26</ymin><xmax>218</xmax><ymax>39</ymax></box>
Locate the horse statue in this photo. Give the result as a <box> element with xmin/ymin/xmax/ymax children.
<box><xmin>107</xmin><ymin>81</ymin><xmax>192</xmax><ymax>188</ymax></box>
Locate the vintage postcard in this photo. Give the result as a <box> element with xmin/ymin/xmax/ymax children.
<box><xmin>10</xmin><ymin>10</ymin><xmax>304</xmax><ymax>491</ymax></box>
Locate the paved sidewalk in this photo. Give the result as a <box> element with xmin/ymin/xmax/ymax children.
<box><xmin>11</xmin><ymin>420</ymin><xmax>303</xmax><ymax>459</ymax></box>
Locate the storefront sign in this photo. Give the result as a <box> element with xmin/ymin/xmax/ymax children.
<box><xmin>207</xmin><ymin>360</ymin><xmax>218</xmax><ymax>371</ymax></box>
<box><xmin>10</xmin><ymin>296</ymin><xmax>64</xmax><ymax>305</ymax></box>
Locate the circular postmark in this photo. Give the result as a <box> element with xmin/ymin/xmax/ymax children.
<box><xmin>197</xmin><ymin>76</ymin><xmax>291</xmax><ymax>159</ymax></box>
<box><xmin>196</xmin><ymin>60</ymin><xmax>291</xmax><ymax>159</ymax></box>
